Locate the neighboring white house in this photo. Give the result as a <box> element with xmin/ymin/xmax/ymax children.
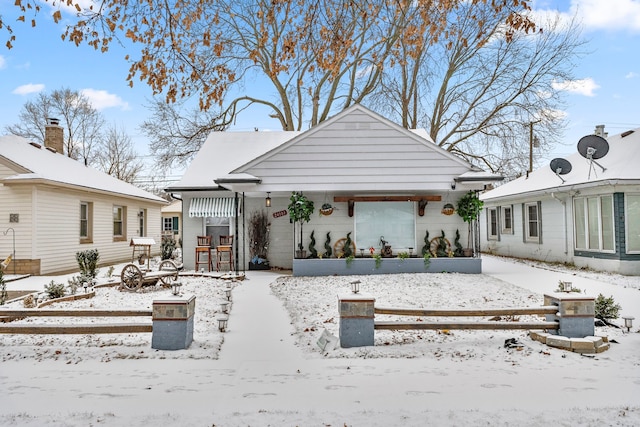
<box><xmin>166</xmin><ymin>104</ymin><xmax>502</xmax><ymax>273</ymax></box>
<box><xmin>0</xmin><ymin>122</ymin><xmax>166</xmax><ymax>275</ymax></box>
<box><xmin>161</xmin><ymin>200</ymin><xmax>182</xmax><ymax>245</ymax></box>
<box><xmin>480</xmin><ymin>125</ymin><xmax>640</xmax><ymax>275</ymax></box>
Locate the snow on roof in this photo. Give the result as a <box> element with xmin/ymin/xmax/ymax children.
<box><xmin>161</xmin><ymin>200</ymin><xmax>182</xmax><ymax>213</ymax></box>
<box><xmin>166</xmin><ymin>131</ymin><xmax>301</xmax><ymax>191</ymax></box>
<box><xmin>0</xmin><ymin>135</ymin><xmax>166</xmax><ymax>204</ymax></box>
<box><xmin>482</xmin><ymin>128</ymin><xmax>640</xmax><ymax>201</ymax></box>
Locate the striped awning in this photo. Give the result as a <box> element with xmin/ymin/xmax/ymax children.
<box><xmin>189</xmin><ymin>197</ymin><xmax>236</xmax><ymax>218</ymax></box>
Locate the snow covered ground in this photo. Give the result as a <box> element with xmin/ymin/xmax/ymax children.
<box><xmin>1</xmin><ymin>255</ymin><xmax>639</xmax><ymax>426</ymax></box>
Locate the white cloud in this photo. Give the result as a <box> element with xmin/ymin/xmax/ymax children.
<box><xmin>534</xmin><ymin>0</ymin><xmax>640</xmax><ymax>33</ymax></box>
<box><xmin>0</xmin><ymin>55</ymin><xmax>6</xmax><ymax>70</ymax></box>
<box><xmin>625</xmin><ymin>71</ymin><xmax>639</xmax><ymax>78</ymax></box>
<box><xmin>81</xmin><ymin>88</ymin><xmax>130</xmax><ymax>111</ymax></box>
<box><xmin>551</xmin><ymin>77</ymin><xmax>600</xmax><ymax>96</ymax></box>
<box><xmin>12</xmin><ymin>83</ymin><xmax>45</xmax><ymax>95</ymax></box>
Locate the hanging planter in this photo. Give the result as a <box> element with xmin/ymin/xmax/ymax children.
<box><xmin>319</xmin><ymin>203</ymin><xmax>334</xmax><ymax>216</ymax></box>
<box><xmin>441</xmin><ymin>203</ymin><xmax>455</xmax><ymax>216</ymax></box>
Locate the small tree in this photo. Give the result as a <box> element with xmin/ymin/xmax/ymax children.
<box><xmin>457</xmin><ymin>191</ymin><xmax>484</xmax><ymax>253</ymax></box>
<box><xmin>76</xmin><ymin>249</ymin><xmax>100</xmax><ymax>280</ymax></box>
<box><xmin>161</xmin><ymin>235</ymin><xmax>177</xmax><ymax>260</ymax></box>
<box><xmin>595</xmin><ymin>294</ymin><xmax>621</xmax><ymax>321</ymax></box>
<box><xmin>288</xmin><ymin>192</ymin><xmax>314</xmax><ymax>257</ymax></box>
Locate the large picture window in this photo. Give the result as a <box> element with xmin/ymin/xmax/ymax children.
<box><xmin>574</xmin><ymin>195</ymin><xmax>614</xmax><ymax>252</ymax></box>
<box><xmin>355</xmin><ymin>202</ymin><xmax>415</xmax><ymax>250</ymax></box>
<box><xmin>627</xmin><ymin>195</ymin><xmax>640</xmax><ymax>252</ymax></box>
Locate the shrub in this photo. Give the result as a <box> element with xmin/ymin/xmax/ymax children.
<box><xmin>594</xmin><ymin>294</ymin><xmax>621</xmax><ymax>320</ymax></box>
<box><xmin>161</xmin><ymin>235</ymin><xmax>177</xmax><ymax>260</ymax></box>
<box><xmin>44</xmin><ymin>280</ymin><xmax>66</xmax><ymax>300</ymax></box>
<box><xmin>76</xmin><ymin>249</ymin><xmax>100</xmax><ymax>279</ymax></box>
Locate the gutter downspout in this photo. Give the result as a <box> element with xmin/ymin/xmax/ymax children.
<box><xmin>551</xmin><ymin>192</ymin><xmax>568</xmax><ymax>255</ymax></box>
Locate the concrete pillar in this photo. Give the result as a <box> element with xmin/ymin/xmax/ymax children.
<box><xmin>338</xmin><ymin>293</ymin><xmax>375</xmax><ymax>348</ymax></box>
<box><xmin>544</xmin><ymin>293</ymin><xmax>595</xmax><ymax>338</ymax></box>
<box><xmin>152</xmin><ymin>295</ymin><xmax>196</xmax><ymax>350</ymax></box>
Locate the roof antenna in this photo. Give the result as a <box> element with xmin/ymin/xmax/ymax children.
<box><xmin>549</xmin><ymin>158</ymin><xmax>572</xmax><ymax>183</ymax></box>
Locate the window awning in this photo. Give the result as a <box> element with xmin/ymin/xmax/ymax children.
<box><xmin>189</xmin><ymin>197</ymin><xmax>236</xmax><ymax>218</ymax></box>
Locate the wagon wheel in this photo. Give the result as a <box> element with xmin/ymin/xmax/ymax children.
<box><xmin>120</xmin><ymin>263</ymin><xmax>143</xmax><ymax>291</ymax></box>
<box><xmin>429</xmin><ymin>237</ymin><xmax>452</xmax><ymax>258</ymax></box>
<box><xmin>158</xmin><ymin>260</ymin><xmax>179</xmax><ymax>286</ymax></box>
<box><xmin>334</xmin><ymin>238</ymin><xmax>356</xmax><ymax>258</ymax></box>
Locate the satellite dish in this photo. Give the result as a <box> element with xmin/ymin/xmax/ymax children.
<box><xmin>577</xmin><ymin>134</ymin><xmax>608</xmax><ymax>178</ymax></box>
<box><xmin>550</xmin><ymin>158</ymin><xmax>572</xmax><ymax>183</ymax></box>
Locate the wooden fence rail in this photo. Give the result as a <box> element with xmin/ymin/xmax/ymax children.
<box><xmin>373</xmin><ymin>305</ymin><xmax>560</xmax><ymax>331</ymax></box>
<box><xmin>0</xmin><ymin>309</ymin><xmax>153</xmax><ymax>335</ymax></box>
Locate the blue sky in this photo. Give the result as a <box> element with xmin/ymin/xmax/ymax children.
<box><xmin>1</xmin><ymin>0</ymin><xmax>640</xmax><ymax>178</ymax></box>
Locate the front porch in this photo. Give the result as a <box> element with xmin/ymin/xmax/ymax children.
<box><xmin>292</xmin><ymin>256</ymin><xmax>481</xmax><ymax>276</ymax></box>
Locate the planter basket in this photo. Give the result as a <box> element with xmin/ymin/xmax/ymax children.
<box><xmin>319</xmin><ymin>207</ymin><xmax>334</xmax><ymax>216</ymax></box>
<box><xmin>441</xmin><ymin>203</ymin><xmax>455</xmax><ymax>215</ymax></box>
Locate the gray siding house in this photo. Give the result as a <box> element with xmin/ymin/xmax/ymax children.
<box><xmin>480</xmin><ymin>125</ymin><xmax>640</xmax><ymax>275</ymax></box>
<box><xmin>167</xmin><ymin>104</ymin><xmax>502</xmax><ymax>274</ymax></box>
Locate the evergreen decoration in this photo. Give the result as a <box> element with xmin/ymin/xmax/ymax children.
<box><xmin>421</xmin><ymin>230</ymin><xmax>430</xmax><ymax>256</ymax></box>
<box><xmin>324</xmin><ymin>232</ymin><xmax>332</xmax><ymax>258</ymax></box>
<box><xmin>45</xmin><ymin>280</ymin><xmax>66</xmax><ymax>300</ymax></box>
<box><xmin>453</xmin><ymin>229</ymin><xmax>464</xmax><ymax>257</ymax></box>
<box><xmin>308</xmin><ymin>230</ymin><xmax>318</xmax><ymax>258</ymax></box>
<box><xmin>435</xmin><ymin>230</ymin><xmax>448</xmax><ymax>258</ymax></box>
<box><xmin>595</xmin><ymin>294</ymin><xmax>621</xmax><ymax>320</ymax></box>
<box><xmin>161</xmin><ymin>235</ymin><xmax>177</xmax><ymax>260</ymax></box>
<box><xmin>343</xmin><ymin>232</ymin><xmax>354</xmax><ymax>258</ymax></box>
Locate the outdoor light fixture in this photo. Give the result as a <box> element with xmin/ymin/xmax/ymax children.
<box><xmin>200</xmin><ymin>267</ymin><xmax>205</xmax><ymax>274</ymax></box>
<box><xmin>171</xmin><ymin>281</ymin><xmax>183</xmax><ymax>296</ymax></box>
<box><xmin>265</xmin><ymin>192</ymin><xmax>272</xmax><ymax>207</ymax></box>
<box><xmin>83</xmin><ymin>281</ymin><xmax>89</xmax><ymax>294</ymax></box>
<box><xmin>217</xmin><ymin>316</ymin><xmax>228</xmax><ymax>332</ymax></box>
<box><xmin>225</xmin><ymin>287</ymin><xmax>232</xmax><ymax>301</ymax></box>
<box><xmin>220</xmin><ymin>301</ymin><xmax>229</xmax><ymax>314</ymax></box>
<box><xmin>622</xmin><ymin>315</ymin><xmax>634</xmax><ymax>332</ymax></box>
<box><xmin>351</xmin><ymin>280</ymin><xmax>361</xmax><ymax>294</ymax></box>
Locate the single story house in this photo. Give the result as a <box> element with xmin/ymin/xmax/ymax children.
<box><xmin>161</xmin><ymin>200</ymin><xmax>182</xmax><ymax>244</ymax></box>
<box><xmin>0</xmin><ymin>121</ymin><xmax>167</xmax><ymax>275</ymax></box>
<box><xmin>166</xmin><ymin>104</ymin><xmax>503</xmax><ymax>275</ymax></box>
<box><xmin>480</xmin><ymin>125</ymin><xmax>640</xmax><ymax>275</ymax></box>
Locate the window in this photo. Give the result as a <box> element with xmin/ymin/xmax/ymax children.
<box><xmin>80</xmin><ymin>202</ymin><xmax>93</xmax><ymax>243</ymax></box>
<box><xmin>627</xmin><ymin>195</ymin><xmax>640</xmax><ymax>253</ymax></box>
<box><xmin>355</xmin><ymin>202</ymin><xmax>415</xmax><ymax>250</ymax></box>
<box><xmin>524</xmin><ymin>202</ymin><xmax>541</xmax><ymax>243</ymax></box>
<box><xmin>574</xmin><ymin>195</ymin><xmax>614</xmax><ymax>252</ymax></box>
<box><xmin>163</xmin><ymin>216</ymin><xmax>179</xmax><ymax>234</ymax></box>
<box><xmin>113</xmin><ymin>205</ymin><xmax>127</xmax><ymax>241</ymax></box>
<box><xmin>487</xmin><ymin>207</ymin><xmax>499</xmax><ymax>240</ymax></box>
<box><xmin>501</xmin><ymin>206</ymin><xmax>513</xmax><ymax>234</ymax></box>
<box><xmin>138</xmin><ymin>209</ymin><xmax>146</xmax><ymax>237</ymax></box>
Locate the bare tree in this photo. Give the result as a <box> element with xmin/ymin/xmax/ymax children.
<box><xmin>372</xmin><ymin>5</ymin><xmax>584</xmax><ymax>178</ymax></box>
<box><xmin>5</xmin><ymin>88</ymin><xmax>105</xmax><ymax>164</ymax></box>
<box><xmin>94</xmin><ymin>124</ymin><xmax>144</xmax><ymax>183</ymax></box>
<box><xmin>140</xmin><ymin>98</ymin><xmax>229</xmax><ymax>171</ymax></box>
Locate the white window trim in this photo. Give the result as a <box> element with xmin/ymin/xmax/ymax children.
<box><xmin>524</xmin><ymin>202</ymin><xmax>541</xmax><ymax>243</ymax></box>
<box><xmin>487</xmin><ymin>207</ymin><xmax>499</xmax><ymax>241</ymax></box>
<box><xmin>573</xmin><ymin>195</ymin><xmax>615</xmax><ymax>253</ymax></box>
<box><xmin>626</xmin><ymin>193</ymin><xmax>640</xmax><ymax>254</ymax></box>
<box><xmin>501</xmin><ymin>205</ymin><xmax>513</xmax><ymax>234</ymax></box>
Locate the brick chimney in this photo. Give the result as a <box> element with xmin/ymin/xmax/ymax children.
<box><xmin>44</xmin><ymin>117</ymin><xmax>64</xmax><ymax>154</ymax></box>
<box><xmin>594</xmin><ymin>124</ymin><xmax>608</xmax><ymax>138</ymax></box>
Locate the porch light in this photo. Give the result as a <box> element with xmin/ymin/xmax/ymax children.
<box><xmin>622</xmin><ymin>315</ymin><xmax>634</xmax><ymax>332</ymax></box>
<box><xmin>225</xmin><ymin>287</ymin><xmax>233</xmax><ymax>301</ymax></box>
<box><xmin>171</xmin><ymin>281</ymin><xmax>183</xmax><ymax>296</ymax></box>
<box><xmin>217</xmin><ymin>316</ymin><xmax>228</xmax><ymax>332</ymax></box>
<box><xmin>351</xmin><ymin>280</ymin><xmax>361</xmax><ymax>294</ymax></box>
<box><xmin>220</xmin><ymin>301</ymin><xmax>229</xmax><ymax>314</ymax></box>
<box><xmin>265</xmin><ymin>192</ymin><xmax>272</xmax><ymax>207</ymax></box>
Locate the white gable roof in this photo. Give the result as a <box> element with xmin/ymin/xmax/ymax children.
<box><xmin>0</xmin><ymin>135</ymin><xmax>166</xmax><ymax>204</ymax></box>
<box><xmin>482</xmin><ymin>128</ymin><xmax>640</xmax><ymax>201</ymax></box>
<box><xmin>166</xmin><ymin>131</ymin><xmax>302</xmax><ymax>191</ymax></box>
<box><xmin>168</xmin><ymin>105</ymin><xmax>502</xmax><ymax>194</ymax></box>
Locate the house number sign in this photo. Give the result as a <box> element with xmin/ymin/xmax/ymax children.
<box><xmin>272</xmin><ymin>210</ymin><xmax>288</xmax><ymax>218</ymax></box>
